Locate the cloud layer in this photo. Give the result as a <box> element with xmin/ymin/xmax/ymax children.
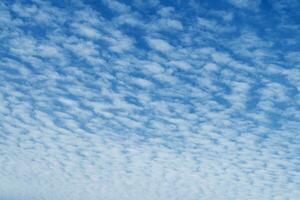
<box><xmin>0</xmin><ymin>0</ymin><xmax>299</xmax><ymax>199</ymax></box>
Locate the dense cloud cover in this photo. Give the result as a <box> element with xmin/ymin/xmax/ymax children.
<box><xmin>0</xmin><ymin>0</ymin><xmax>299</xmax><ymax>199</ymax></box>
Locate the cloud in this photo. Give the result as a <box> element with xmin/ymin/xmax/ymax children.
<box><xmin>227</xmin><ymin>0</ymin><xmax>261</xmax><ymax>9</ymax></box>
<box><xmin>0</xmin><ymin>0</ymin><xmax>299</xmax><ymax>200</ymax></box>
<box><xmin>168</xmin><ymin>60</ymin><xmax>191</xmax><ymax>70</ymax></box>
<box><xmin>146</xmin><ymin>38</ymin><xmax>174</xmax><ymax>52</ymax></box>
<box><xmin>102</xmin><ymin>0</ymin><xmax>131</xmax><ymax>14</ymax></box>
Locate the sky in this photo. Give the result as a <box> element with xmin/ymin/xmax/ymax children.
<box><xmin>0</xmin><ymin>0</ymin><xmax>299</xmax><ymax>199</ymax></box>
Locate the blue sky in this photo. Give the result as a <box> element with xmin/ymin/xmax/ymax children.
<box><xmin>0</xmin><ymin>0</ymin><xmax>299</xmax><ymax>199</ymax></box>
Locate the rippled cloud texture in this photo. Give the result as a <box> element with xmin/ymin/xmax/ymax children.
<box><xmin>0</xmin><ymin>0</ymin><xmax>299</xmax><ymax>199</ymax></box>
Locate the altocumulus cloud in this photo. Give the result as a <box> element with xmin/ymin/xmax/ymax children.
<box><xmin>0</xmin><ymin>0</ymin><xmax>299</xmax><ymax>199</ymax></box>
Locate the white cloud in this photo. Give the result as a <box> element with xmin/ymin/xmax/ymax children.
<box><xmin>168</xmin><ymin>60</ymin><xmax>191</xmax><ymax>70</ymax></box>
<box><xmin>227</xmin><ymin>0</ymin><xmax>261</xmax><ymax>9</ymax></box>
<box><xmin>102</xmin><ymin>0</ymin><xmax>131</xmax><ymax>13</ymax></box>
<box><xmin>131</xmin><ymin>77</ymin><xmax>153</xmax><ymax>88</ymax></box>
<box><xmin>71</xmin><ymin>23</ymin><xmax>102</xmax><ymax>39</ymax></box>
<box><xmin>146</xmin><ymin>38</ymin><xmax>173</xmax><ymax>52</ymax></box>
<box><xmin>156</xmin><ymin>18</ymin><xmax>183</xmax><ymax>30</ymax></box>
<box><xmin>142</xmin><ymin>62</ymin><xmax>165</xmax><ymax>74</ymax></box>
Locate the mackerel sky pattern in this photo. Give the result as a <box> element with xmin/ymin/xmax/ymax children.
<box><xmin>0</xmin><ymin>0</ymin><xmax>299</xmax><ymax>199</ymax></box>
